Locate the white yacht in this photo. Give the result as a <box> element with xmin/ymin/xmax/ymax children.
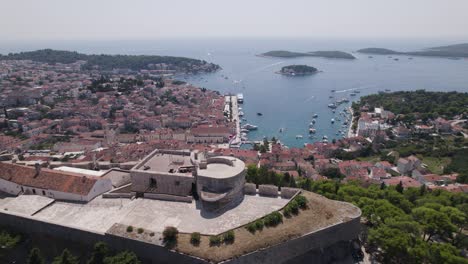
<box><xmin>237</xmin><ymin>93</ymin><xmax>244</xmax><ymax>103</ymax></box>
<box><xmin>242</xmin><ymin>123</ymin><xmax>258</xmax><ymax>130</ymax></box>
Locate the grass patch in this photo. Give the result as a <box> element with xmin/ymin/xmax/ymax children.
<box><xmin>421</xmin><ymin>156</ymin><xmax>451</xmax><ymax>174</ymax></box>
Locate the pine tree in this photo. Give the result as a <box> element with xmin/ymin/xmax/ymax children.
<box><xmin>27</xmin><ymin>248</ymin><xmax>45</xmax><ymax>264</ymax></box>
<box><xmin>396</xmin><ymin>180</ymin><xmax>404</xmax><ymax>194</ymax></box>
<box><xmin>52</xmin><ymin>249</ymin><xmax>79</xmax><ymax>264</ymax></box>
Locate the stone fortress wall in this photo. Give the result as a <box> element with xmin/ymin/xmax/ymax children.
<box><xmin>0</xmin><ymin>206</ymin><xmax>361</xmax><ymax>264</ymax></box>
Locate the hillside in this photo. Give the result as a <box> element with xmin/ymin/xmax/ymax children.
<box><xmin>357</xmin><ymin>48</ymin><xmax>400</xmax><ymax>55</ymax></box>
<box><xmin>261</xmin><ymin>50</ymin><xmax>355</xmax><ymax>59</ymax></box>
<box><xmin>0</xmin><ymin>49</ymin><xmax>220</xmax><ymax>73</ymax></box>
<box><xmin>358</xmin><ymin>43</ymin><xmax>468</xmax><ymax>58</ymax></box>
<box><xmin>352</xmin><ymin>90</ymin><xmax>468</xmax><ymax>119</ymax></box>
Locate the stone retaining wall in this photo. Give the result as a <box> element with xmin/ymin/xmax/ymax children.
<box><xmin>280</xmin><ymin>187</ymin><xmax>299</xmax><ymax>199</ymax></box>
<box><xmin>144</xmin><ymin>193</ymin><xmax>193</xmax><ymax>203</ymax></box>
<box><xmin>258</xmin><ymin>184</ymin><xmax>278</xmax><ymax>197</ymax></box>
<box><xmin>243</xmin><ymin>183</ymin><xmax>257</xmax><ymax>195</ymax></box>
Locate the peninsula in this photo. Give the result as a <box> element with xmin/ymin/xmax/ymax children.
<box><xmin>278</xmin><ymin>65</ymin><xmax>318</xmax><ymax>75</ymax></box>
<box><xmin>357</xmin><ymin>43</ymin><xmax>468</xmax><ymax>58</ymax></box>
<box><xmin>260</xmin><ymin>50</ymin><xmax>356</xmax><ymax>59</ymax></box>
<box><xmin>0</xmin><ymin>49</ymin><xmax>221</xmax><ymax>73</ymax></box>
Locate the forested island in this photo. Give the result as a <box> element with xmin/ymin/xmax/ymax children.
<box><xmin>358</xmin><ymin>43</ymin><xmax>468</xmax><ymax>58</ymax></box>
<box><xmin>0</xmin><ymin>49</ymin><xmax>220</xmax><ymax>73</ymax></box>
<box><xmin>261</xmin><ymin>50</ymin><xmax>356</xmax><ymax>59</ymax></box>
<box><xmin>278</xmin><ymin>65</ymin><xmax>318</xmax><ymax>75</ymax></box>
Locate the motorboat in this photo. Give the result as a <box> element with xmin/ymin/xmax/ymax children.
<box><xmin>296</xmin><ymin>135</ymin><xmax>303</xmax><ymax>139</ymax></box>
<box><xmin>328</xmin><ymin>103</ymin><xmax>337</xmax><ymax>109</ymax></box>
<box><xmin>257</xmin><ymin>112</ymin><xmax>263</xmax><ymax>116</ymax></box>
<box><xmin>242</xmin><ymin>124</ymin><xmax>258</xmax><ymax>130</ymax></box>
<box><xmin>331</xmin><ymin>118</ymin><xmax>335</xmax><ymax>123</ymax></box>
<box><xmin>309</xmin><ymin>128</ymin><xmax>316</xmax><ymax>134</ymax></box>
<box><xmin>238</xmin><ymin>111</ymin><xmax>244</xmax><ymax>117</ymax></box>
<box><xmin>313</xmin><ymin>114</ymin><xmax>318</xmax><ymax>118</ymax></box>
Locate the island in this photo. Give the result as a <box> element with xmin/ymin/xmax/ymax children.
<box><xmin>0</xmin><ymin>49</ymin><xmax>221</xmax><ymax>73</ymax></box>
<box><xmin>357</xmin><ymin>43</ymin><xmax>468</xmax><ymax>58</ymax></box>
<box><xmin>278</xmin><ymin>65</ymin><xmax>318</xmax><ymax>76</ymax></box>
<box><xmin>260</xmin><ymin>50</ymin><xmax>356</xmax><ymax>59</ymax></box>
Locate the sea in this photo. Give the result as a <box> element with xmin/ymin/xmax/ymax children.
<box><xmin>2</xmin><ymin>38</ymin><xmax>468</xmax><ymax>148</ymax></box>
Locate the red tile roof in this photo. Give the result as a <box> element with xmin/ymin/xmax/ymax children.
<box><xmin>0</xmin><ymin>162</ymin><xmax>98</xmax><ymax>196</ymax></box>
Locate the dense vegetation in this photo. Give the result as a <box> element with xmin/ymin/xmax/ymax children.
<box><xmin>261</xmin><ymin>50</ymin><xmax>355</xmax><ymax>59</ymax></box>
<box><xmin>0</xmin><ymin>49</ymin><xmax>220</xmax><ymax>72</ymax></box>
<box><xmin>353</xmin><ymin>90</ymin><xmax>468</xmax><ymax>120</ymax></box>
<box><xmin>280</xmin><ymin>65</ymin><xmax>318</xmax><ymax>75</ymax></box>
<box><xmin>1</xmin><ymin>234</ymin><xmax>141</xmax><ymax>264</ymax></box>
<box><xmin>358</xmin><ymin>43</ymin><xmax>468</xmax><ymax>58</ymax></box>
<box><xmin>245</xmin><ymin>157</ymin><xmax>467</xmax><ymax>263</ymax></box>
<box><xmin>302</xmin><ymin>180</ymin><xmax>468</xmax><ymax>264</ymax></box>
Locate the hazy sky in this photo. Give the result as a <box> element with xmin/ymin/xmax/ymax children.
<box><xmin>2</xmin><ymin>0</ymin><xmax>468</xmax><ymax>41</ymax></box>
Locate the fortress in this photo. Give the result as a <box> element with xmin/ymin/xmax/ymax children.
<box><xmin>0</xmin><ymin>148</ymin><xmax>361</xmax><ymax>263</ymax></box>
<box><xmin>130</xmin><ymin>149</ymin><xmax>246</xmax><ymax>211</ymax></box>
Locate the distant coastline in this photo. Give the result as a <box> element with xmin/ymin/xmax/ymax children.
<box><xmin>357</xmin><ymin>43</ymin><xmax>468</xmax><ymax>58</ymax></box>
<box><xmin>260</xmin><ymin>50</ymin><xmax>356</xmax><ymax>59</ymax></box>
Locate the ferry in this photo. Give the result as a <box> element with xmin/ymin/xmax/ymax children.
<box><xmin>237</xmin><ymin>93</ymin><xmax>244</xmax><ymax>103</ymax></box>
<box><xmin>242</xmin><ymin>124</ymin><xmax>258</xmax><ymax>130</ymax></box>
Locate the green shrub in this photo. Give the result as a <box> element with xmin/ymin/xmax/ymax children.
<box><xmin>264</xmin><ymin>211</ymin><xmax>283</xmax><ymax>227</ymax></box>
<box><xmin>137</xmin><ymin>228</ymin><xmax>144</xmax><ymax>234</ymax></box>
<box><xmin>254</xmin><ymin>220</ymin><xmax>264</xmax><ymax>231</ymax></box>
<box><xmin>209</xmin><ymin>235</ymin><xmax>221</xmax><ymax>246</ymax></box>
<box><xmin>246</xmin><ymin>223</ymin><xmax>257</xmax><ymax>233</ymax></box>
<box><xmin>294</xmin><ymin>195</ymin><xmax>308</xmax><ymax>209</ymax></box>
<box><xmin>283</xmin><ymin>205</ymin><xmax>292</xmax><ymax>217</ymax></box>
<box><xmin>162</xmin><ymin>226</ymin><xmax>178</xmax><ymax>247</ymax></box>
<box><xmin>149</xmin><ymin>232</ymin><xmax>155</xmax><ymax>237</ymax></box>
<box><xmin>289</xmin><ymin>200</ymin><xmax>300</xmax><ymax>215</ymax></box>
<box><xmin>223</xmin><ymin>230</ymin><xmax>235</xmax><ymax>244</ymax></box>
<box><xmin>190</xmin><ymin>232</ymin><xmax>201</xmax><ymax>246</ymax></box>
<box><xmin>126</xmin><ymin>226</ymin><xmax>133</xmax><ymax>233</ymax></box>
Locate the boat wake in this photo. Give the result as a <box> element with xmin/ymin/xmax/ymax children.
<box><xmin>304</xmin><ymin>95</ymin><xmax>315</xmax><ymax>102</ymax></box>
<box><xmin>246</xmin><ymin>61</ymin><xmax>285</xmax><ymax>75</ymax></box>
<box><xmin>335</xmin><ymin>85</ymin><xmax>375</xmax><ymax>93</ymax></box>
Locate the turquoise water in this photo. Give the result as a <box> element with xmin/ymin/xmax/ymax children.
<box><xmin>3</xmin><ymin>38</ymin><xmax>468</xmax><ymax>147</ymax></box>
